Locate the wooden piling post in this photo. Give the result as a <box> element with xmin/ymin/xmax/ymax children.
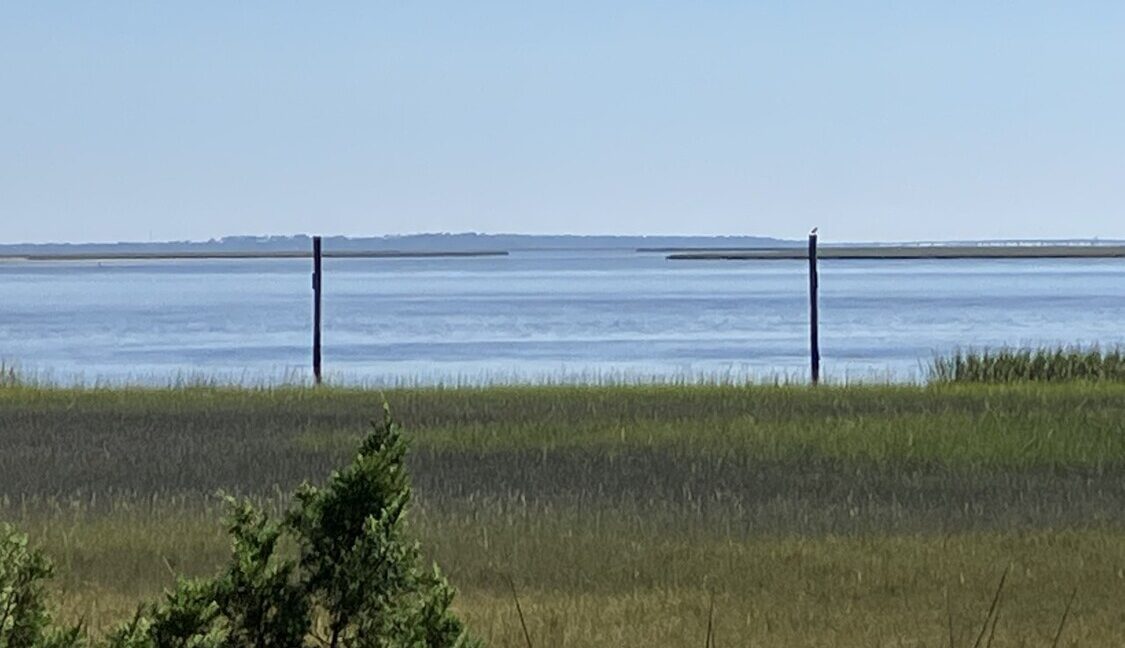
<box><xmin>808</xmin><ymin>228</ymin><xmax>820</xmax><ymax>385</ymax></box>
<box><xmin>312</xmin><ymin>236</ymin><xmax>323</xmax><ymax>385</ymax></box>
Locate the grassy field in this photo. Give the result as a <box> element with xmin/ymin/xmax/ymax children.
<box><xmin>3</xmin><ymin>382</ymin><xmax>1125</xmax><ymax>646</ymax></box>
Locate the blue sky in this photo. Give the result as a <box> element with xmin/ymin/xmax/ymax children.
<box><xmin>2</xmin><ymin>2</ymin><xmax>1123</xmax><ymax>243</ymax></box>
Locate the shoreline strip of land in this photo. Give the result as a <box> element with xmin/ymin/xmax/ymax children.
<box><xmin>0</xmin><ymin>250</ymin><xmax>509</xmax><ymax>261</ymax></box>
<box><xmin>667</xmin><ymin>244</ymin><xmax>1125</xmax><ymax>260</ymax></box>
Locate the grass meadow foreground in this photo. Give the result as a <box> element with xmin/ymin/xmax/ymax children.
<box><xmin>2</xmin><ymin>382</ymin><xmax>1125</xmax><ymax>646</ymax></box>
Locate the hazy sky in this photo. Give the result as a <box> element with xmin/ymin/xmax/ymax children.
<box><xmin>3</xmin><ymin>2</ymin><xmax>1124</xmax><ymax>243</ymax></box>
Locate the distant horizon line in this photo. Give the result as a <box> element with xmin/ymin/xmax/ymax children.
<box><xmin>3</xmin><ymin>232</ymin><xmax>1125</xmax><ymax>248</ymax></box>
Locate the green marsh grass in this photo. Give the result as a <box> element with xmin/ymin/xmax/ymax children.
<box><xmin>931</xmin><ymin>347</ymin><xmax>1125</xmax><ymax>384</ymax></box>
<box><xmin>3</xmin><ymin>382</ymin><xmax>1125</xmax><ymax>645</ymax></box>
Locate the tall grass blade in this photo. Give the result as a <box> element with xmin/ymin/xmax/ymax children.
<box><xmin>970</xmin><ymin>566</ymin><xmax>1008</xmax><ymax>648</ymax></box>
<box><xmin>945</xmin><ymin>587</ymin><xmax>955</xmax><ymax>648</ymax></box>
<box><xmin>506</xmin><ymin>574</ymin><xmax>534</xmax><ymax>648</ymax></box>
<box><xmin>1050</xmin><ymin>588</ymin><xmax>1077</xmax><ymax>648</ymax></box>
<box><xmin>704</xmin><ymin>589</ymin><xmax>716</xmax><ymax>648</ymax></box>
<box><xmin>984</xmin><ymin>605</ymin><xmax>1001</xmax><ymax>648</ymax></box>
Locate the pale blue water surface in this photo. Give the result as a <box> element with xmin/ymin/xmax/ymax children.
<box><xmin>1</xmin><ymin>251</ymin><xmax>1123</xmax><ymax>385</ymax></box>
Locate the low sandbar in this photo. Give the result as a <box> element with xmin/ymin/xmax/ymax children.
<box><xmin>668</xmin><ymin>244</ymin><xmax>1125</xmax><ymax>260</ymax></box>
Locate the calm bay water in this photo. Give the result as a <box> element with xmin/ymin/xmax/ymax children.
<box><xmin>1</xmin><ymin>250</ymin><xmax>1123</xmax><ymax>385</ymax></box>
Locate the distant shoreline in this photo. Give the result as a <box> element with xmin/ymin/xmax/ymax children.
<box><xmin>0</xmin><ymin>250</ymin><xmax>509</xmax><ymax>261</ymax></box>
<box><xmin>5</xmin><ymin>244</ymin><xmax>1125</xmax><ymax>262</ymax></box>
<box><xmin>667</xmin><ymin>244</ymin><xmax>1125</xmax><ymax>260</ymax></box>
<box><xmin>0</xmin><ymin>234</ymin><xmax>789</xmax><ymax>257</ymax></box>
